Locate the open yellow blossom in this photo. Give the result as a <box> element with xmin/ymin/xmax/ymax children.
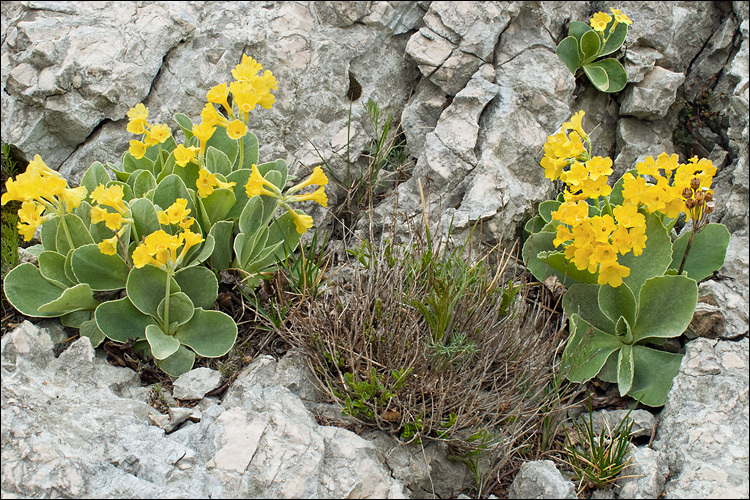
<box><xmin>91</xmin><ymin>184</ymin><xmax>128</xmax><ymax>215</ymax></box>
<box><xmin>98</xmin><ymin>236</ymin><xmax>119</xmax><ymax>256</ymax></box>
<box><xmin>196</xmin><ymin>169</ymin><xmax>236</xmax><ymax>198</ymax></box>
<box><xmin>541</xmin><ymin>156</ymin><xmax>567</xmax><ymax>180</ymax></box>
<box><xmin>127</xmin><ymin>103</ymin><xmax>149</xmax><ymax>121</ymax></box>
<box><xmin>173</xmin><ymin>144</ymin><xmax>199</xmax><ymax>167</ymax></box>
<box><xmin>288</xmin><ymin>166</ymin><xmax>328</xmax><ymax>193</ymax></box>
<box><xmin>287</xmin><ymin>208</ymin><xmax>314</xmax><ymax>234</ymax></box>
<box><xmin>288</xmin><ymin>185</ymin><xmax>328</xmax><ymax>207</ymax></box>
<box><xmin>177</xmin><ymin>230</ymin><xmax>204</xmax><ymax>262</ymax></box>
<box><xmin>207</xmin><ymin>82</ymin><xmax>232</xmax><ymax>115</ymax></box>
<box><xmin>226</xmin><ymin>120</ymin><xmax>247</xmax><ymax>140</ymax></box>
<box><xmin>563</xmin><ymin>111</ymin><xmax>588</xmax><ymax>141</ymax></box>
<box><xmin>201</xmin><ymin>103</ymin><xmax>229</xmax><ymax>128</ymax></box>
<box><xmin>127</xmin><ymin>117</ymin><xmax>148</xmax><ymax>134</ymax></box>
<box><xmin>551</xmin><ymin>200</ymin><xmax>589</xmax><ymax>226</ymax></box>
<box><xmin>158</xmin><ymin>198</ymin><xmax>191</xmax><ymax>226</ymax></box>
<box><xmin>91</xmin><ymin>206</ymin><xmax>124</xmax><ymax>231</ymax></box>
<box><xmin>609</xmin><ymin>8</ymin><xmax>633</xmax><ymax>26</ymax></box>
<box><xmin>245</xmin><ymin>164</ymin><xmax>280</xmax><ymax>198</ymax></box>
<box><xmin>192</xmin><ymin>121</ymin><xmax>216</xmax><ymax>156</ymax></box>
<box><xmin>612</xmin><ymin>203</ymin><xmax>645</xmax><ymax>229</ymax></box>
<box><xmin>132</xmin><ymin>229</ymin><xmax>203</xmax><ymax>270</ymax></box>
<box><xmin>232</xmin><ymin>54</ymin><xmax>264</xmax><ymax>82</ymax></box>
<box><xmin>590</xmin><ymin>11</ymin><xmax>612</xmax><ymax>32</ymax></box>
<box><xmin>148</xmin><ymin>124</ymin><xmax>171</xmax><ymax>144</ymax></box>
<box><xmin>598</xmin><ymin>261</ymin><xmax>630</xmax><ymax>288</ymax></box>
<box><xmin>17</xmin><ymin>201</ymin><xmax>45</xmax><ymax>240</ymax></box>
<box><xmin>129</xmin><ymin>140</ymin><xmax>147</xmax><ymax>159</ymax></box>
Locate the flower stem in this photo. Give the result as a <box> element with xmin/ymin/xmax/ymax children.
<box><xmin>238</xmin><ymin>136</ymin><xmax>244</xmax><ymax>169</ymax></box>
<box><xmin>163</xmin><ymin>269</ymin><xmax>172</xmax><ymax>334</ymax></box>
<box><xmin>677</xmin><ymin>228</ymin><xmax>695</xmax><ymax>275</ymax></box>
<box><xmin>59</xmin><ymin>215</ymin><xmax>75</xmax><ymax>251</ymax></box>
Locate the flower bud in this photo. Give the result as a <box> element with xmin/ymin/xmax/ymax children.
<box><xmin>704</xmin><ymin>191</ymin><xmax>713</xmax><ymax>202</ymax></box>
<box><xmin>682</xmin><ymin>188</ymin><xmax>693</xmax><ymax>199</ymax></box>
<box><xmin>705</xmin><ymin>201</ymin><xmax>715</xmax><ymax>214</ymax></box>
<box><xmin>694</xmin><ymin>190</ymin><xmax>704</xmax><ymax>201</ymax></box>
<box><xmin>690</xmin><ymin>177</ymin><xmax>701</xmax><ymax>190</ymax></box>
<box><xmin>685</xmin><ymin>198</ymin><xmax>695</xmax><ymax>209</ymax></box>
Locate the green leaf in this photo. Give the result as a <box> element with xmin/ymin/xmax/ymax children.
<box><xmin>238</xmin><ymin>195</ymin><xmax>265</xmax><ymax>235</ymax></box>
<box><xmin>598</xmin><ymin>282</ymin><xmax>636</xmax><ymax>327</ymax></box>
<box><xmin>157</xmin><ymin>292</ymin><xmax>195</xmax><ymax>327</ymax></box>
<box><xmin>64</xmin><ymin>248</ymin><xmax>77</xmax><ymax>284</ymax></box>
<box><xmin>599</xmin><ymin>22</ymin><xmax>628</xmax><ymax>57</ymax></box>
<box><xmin>538</xmin><ymin>251</ymin><xmax>599</xmax><ymax>285</ymax></box>
<box><xmin>95</xmin><ymin>296</ymin><xmax>156</xmax><ymax>343</ymax></box>
<box><xmin>580</xmin><ymin>30</ymin><xmax>602</xmax><ymax>64</ymax></box>
<box><xmin>669</xmin><ymin>224</ymin><xmax>730</xmax><ymax>282</ymax></box>
<box><xmin>153</xmin><ymin>174</ymin><xmax>197</xmax><ymax>220</ymax></box>
<box><xmin>175</xmin><ymin>308</ymin><xmax>238</xmax><ymax>357</ymax></box>
<box><xmin>205</xmin><ymin>125</ymin><xmax>238</xmax><ymax>166</ymax></box>
<box><xmin>173</xmin><ymin>113</ymin><xmax>195</xmax><ymax>142</ymax></box>
<box><xmin>628</xmin><ymin>345</ymin><xmax>683</xmax><ymax>407</ymax></box>
<box><xmin>131</xmin><ymin>169</ymin><xmax>157</xmax><ymax>198</ymax></box>
<box><xmin>156</xmin><ymin>344</ymin><xmax>196</xmax><ymax>377</ymax></box>
<box><xmin>561</xmin><ymin>314</ymin><xmax>624</xmax><ymax>383</ymax></box>
<box><xmin>567</xmin><ymin>21</ymin><xmax>592</xmax><ymax>43</ymax></box>
<box><xmin>539</xmin><ymin>200</ymin><xmax>562</xmax><ymax>223</ymax></box>
<box><xmin>205</xmin><ymin>146</ymin><xmax>232</xmax><ymax>176</ymax></box>
<box><xmin>71</xmin><ymin>244</ymin><xmax>129</xmax><ymax>291</ymax></box>
<box><xmin>37</xmin><ymin>283</ymin><xmax>98</xmax><ymax>314</ymax></box>
<box><xmin>123</xmin><ymin>151</ymin><xmax>155</xmax><ymax>176</ymax></box>
<box><xmin>522</xmin><ymin>231</ymin><xmax>573</xmax><ymax>286</ymax></box>
<box><xmin>556</xmin><ymin>35</ymin><xmax>582</xmax><ymax>74</ymax></box>
<box><xmin>173</xmin><ymin>266</ymin><xmax>218</xmax><ymax>309</ymax></box>
<box><xmin>38</xmin><ymin>251</ymin><xmax>74</xmax><ymax>289</ymax></box>
<box><xmin>183</xmin><ymin>234</ymin><xmax>215</xmax><ymax>267</ymax></box>
<box><xmin>617</xmin><ymin>344</ymin><xmax>634</xmax><ymax>396</ymax></box>
<box><xmin>609</xmin><ymin>169</ymin><xmax>637</xmax><ymax>206</ymax></box>
<box><xmin>235</xmin><ymin>132</ymin><xmax>260</xmax><ymax>170</ymax></box>
<box><xmin>129</xmin><ymin>197</ymin><xmax>161</xmax><ymax>242</ymax></box>
<box><xmin>201</xmin><ymin>188</ymin><xmax>236</xmax><ymax>227</ymax></box>
<box><xmin>60</xmin><ymin>309</ymin><xmax>93</xmax><ymax>328</ymax></box>
<box><xmin>256</xmin><ymin>159</ymin><xmax>287</xmax><ymax>188</ymax></box>
<box><xmin>208</xmin><ymin>220</ymin><xmax>235</xmax><ymax>270</ymax></box>
<box><xmin>80</xmin><ymin>162</ymin><xmax>112</xmax><ymax>202</ymax></box>
<box><xmin>79</xmin><ymin>317</ymin><xmax>105</xmax><ymax>347</ymax></box>
<box><xmin>583</xmin><ymin>63</ymin><xmax>609</xmax><ymax>91</ymax></box>
<box><xmin>586</xmin><ymin>59</ymin><xmax>627</xmax><ymax>93</ymax></box>
<box><xmin>633</xmin><ymin>275</ymin><xmax>698</xmax><ymax>343</ymax></box>
<box><xmin>126</xmin><ymin>265</ymin><xmax>180</xmax><ymax>318</ymax></box>
<box><xmin>524</xmin><ymin>215</ymin><xmax>547</xmax><ymax>238</ymax></box>
<box><xmin>145</xmin><ymin>324</ymin><xmax>181</xmax><ymax>360</ymax></box>
<box><xmin>563</xmin><ymin>283</ymin><xmax>615</xmax><ymax>334</ymax></box>
<box><xmin>2</xmin><ymin>263</ymin><xmax>70</xmax><ymax>317</ymax></box>
<box><xmin>55</xmin><ymin>214</ymin><xmax>94</xmax><ymax>255</ymax></box>
<box><xmin>172</xmin><ymin>161</ymin><xmax>200</xmax><ymax>193</ymax></box>
<box><xmin>618</xmin><ymin>212</ymin><xmax>673</xmax><ymax>299</ymax></box>
<box><xmin>225</xmin><ymin>169</ymin><xmax>252</xmax><ymax>220</ymax></box>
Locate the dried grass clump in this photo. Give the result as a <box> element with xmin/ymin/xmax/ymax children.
<box><xmin>282</xmin><ymin>226</ymin><xmax>568</xmax><ymax>472</ymax></box>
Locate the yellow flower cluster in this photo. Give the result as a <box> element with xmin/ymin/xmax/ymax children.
<box><xmin>196</xmin><ymin>168</ymin><xmax>236</xmax><ymax>198</ymax></box>
<box><xmin>89</xmin><ymin>183</ymin><xmax>135</xmax><ymax>256</ymax></box>
<box><xmin>589</xmin><ymin>8</ymin><xmax>632</xmax><ymax>33</ymax></box>
<box><xmin>622</xmin><ymin>153</ymin><xmax>716</xmax><ymax>220</ymax></box>
<box><xmin>551</xmin><ymin>200</ymin><xmax>644</xmax><ymax>288</ymax></box>
<box><xmin>133</xmin><ymin>199</ymin><xmax>203</xmax><ymax>269</ymax></box>
<box><xmin>1</xmin><ymin>155</ymin><xmax>87</xmax><ymax>240</ymax></box>
<box><xmin>245</xmin><ymin>164</ymin><xmax>328</xmax><ymax>234</ymax></box>
<box><xmin>126</xmin><ymin>103</ymin><xmax>173</xmax><ymax>159</ymax></box>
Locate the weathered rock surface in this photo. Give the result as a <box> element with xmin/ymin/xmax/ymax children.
<box><xmin>507</xmin><ymin>460</ymin><xmax>577</xmax><ymax>499</ymax></box>
<box><xmin>1</xmin><ymin>321</ymin><xmax>407</xmax><ymax>498</ymax></box>
<box><xmin>172</xmin><ymin>367</ymin><xmax>222</xmax><ymax>400</ymax></box>
<box><xmin>615</xmin><ymin>445</ymin><xmax>669</xmax><ymax>499</ymax></box>
<box><xmin>620</xmin><ymin>66</ymin><xmax>686</xmax><ymax>121</ymax></box>
<box><xmin>652</xmin><ymin>337</ymin><xmax>750</xmax><ymax>498</ymax></box>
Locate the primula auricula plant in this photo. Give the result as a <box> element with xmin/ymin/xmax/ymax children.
<box><xmin>523</xmin><ymin>111</ymin><xmax>730</xmax><ymax>407</ymax></box>
<box><xmin>556</xmin><ymin>8</ymin><xmax>632</xmax><ymax>93</ymax></box>
<box><xmin>2</xmin><ymin>54</ymin><xmax>328</xmax><ymax>376</ymax></box>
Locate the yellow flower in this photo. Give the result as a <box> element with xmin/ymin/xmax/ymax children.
<box><xmin>129</xmin><ymin>140</ymin><xmax>147</xmax><ymax>159</ymax></box>
<box><xmin>585</xmin><ymin>156</ymin><xmax>613</xmax><ymax>182</ymax></box>
<box><xmin>553</xmin><ymin>224</ymin><xmax>573</xmax><ymax>247</ymax></box>
<box><xmin>597</xmin><ymin>261</ymin><xmax>630</xmax><ymax>288</ymax></box>
<box><xmin>17</xmin><ymin>221</ymin><xmax>38</xmax><ymax>241</ymax></box>
<box><xmin>127</xmin><ymin>103</ymin><xmax>148</xmax><ymax>121</ymax></box>
<box><xmin>629</xmin><ymin>225</ymin><xmax>647</xmax><ymax>256</ymax></box>
<box><xmin>132</xmin><ymin>244</ymin><xmax>154</xmax><ymax>269</ymax></box>
<box><xmin>563</xmin><ymin>111</ymin><xmax>588</xmax><ymax>141</ymax></box>
<box><xmin>17</xmin><ymin>201</ymin><xmax>45</xmax><ymax>228</ymax></box>
<box><xmin>590</xmin><ymin>12</ymin><xmax>612</xmax><ymax>32</ymax></box>
<box><xmin>610</xmin><ymin>226</ymin><xmax>634</xmax><ymax>255</ymax></box>
<box><xmin>91</xmin><ymin>184</ymin><xmax>128</xmax><ymax>214</ymax></box>
<box><xmin>541</xmin><ymin>156</ymin><xmax>567</xmax><ymax>181</ymax></box>
<box><xmin>551</xmin><ymin>200</ymin><xmax>589</xmax><ymax>226</ymax></box>
<box><xmin>201</xmin><ymin>103</ymin><xmax>229</xmax><ymax>128</ymax></box>
<box><xmin>148</xmin><ymin>124</ymin><xmax>171</xmax><ymax>144</ymax></box>
<box><xmin>589</xmin><ymin>214</ymin><xmax>617</xmax><ymax>243</ymax></box>
<box><xmin>591</xmin><ymin>243</ymin><xmax>618</xmax><ymax>266</ymax></box>
<box><xmin>230</xmin><ymin>80</ymin><xmax>259</xmax><ymax>115</ymax></box>
<box><xmin>288</xmin><ymin>185</ymin><xmax>328</xmax><ymax>207</ymax></box>
<box><xmin>196</xmin><ymin>168</ymin><xmax>217</xmax><ymax>198</ymax></box>
<box><xmin>609</xmin><ymin>8</ymin><xmax>633</xmax><ymax>26</ymax></box>
<box><xmin>192</xmin><ymin>121</ymin><xmax>216</xmax><ymax>155</ymax></box>
<box><xmin>245</xmin><ymin>164</ymin><xmax>280</xmax><ymax>198</ymax></box>
<box><xmin>59</xmin><ymin>186</ymin><xmax>88</xmax><ymax>213</ymax></box>
<box><xmin>207</xmin><ymin>82</ymin><xmax>230</xmax><ymax>110</ymax></box>
<box><xmin>226</xmin><ymin>120</ymin><xmax>247</xmax><ymax>140</ymax></box>
<box><xmin>92</xmin><ymin>208</ymin><xmax>124</xmax><ymax>231</ymax></box>
<box><xmin>177</xmin><ymin>230</ymin><xmax>204</xmax><ymax>262</ymax></box>
<box><xmin>98</xmin><ymin>236</ymin><xmax>119</xmax><ymax>256</ymax></box>
<box><xmin>289</xmin><ymin>166</ymin><xmax>328</xmax><ymax>193</ymax></box>
<box><xmin>287</xmin><ymin>208</ymin><xmax>314</xmax><ymax>234</ymax></box>
<box><xmin>158</xmin><ymin>198</ymin><xmax>191</xmax><ymax>226</ymax></box>
<box><xmin>173</xmin><ymin>144</ymin><xmax>199</xmax><ymax>167</ymax></box>
<box><xmin>612</xmin><ymin>203</ymin><xmax>645</xmax><ymax>229</ymax></box>
<box><xmin>126</xmin><ymin>117</ymin><xmax>149</xmax><ymax>135</ymax></box>
<box><xmin>232</xmin><ymin>54</ymin><xmax>264</xmax><ymax>82</ymax></box>
<box><xmin>572</xmin><ymin>244</ymin><xmax>598</xmax><ymax>274</ymax></box>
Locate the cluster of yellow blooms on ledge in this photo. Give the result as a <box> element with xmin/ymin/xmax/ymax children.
<box><xmin>541</xmin><ymin>110</ymin><xmax>716</xmax><ymax>288</ymax></box>
<box><xmin>589</xmin><ymin>8</ymin><xmax>633</xmax><ymax>33</ymax></box>
<box><xmin>1</xmin><ymin>155</ymin><xmax>86</xmax><ymax>240</ymax></box>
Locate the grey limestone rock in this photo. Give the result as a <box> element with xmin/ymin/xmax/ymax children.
<box><xmin>615</xmin><ymin>445</ymin><xmax>669</xmax><ymax>499</ymax></box>
<box><xmin>172</xmin><ymin>367</ymin><xmax>222</xmax><ymax>400</ymax></box>
<box><xmin>652</xmin><ymin>337</ymin><xmax>750</xmax><ymax>498</ymax></box>
<box><xmin>620</xmin><ymin>66</ymin><xmax>686</xmax><ymax>121</ymax></box>
<box><xmin>508</xmin><ymin>460</ymin><xmax>577</xmax><ymax>499</ymax></box>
